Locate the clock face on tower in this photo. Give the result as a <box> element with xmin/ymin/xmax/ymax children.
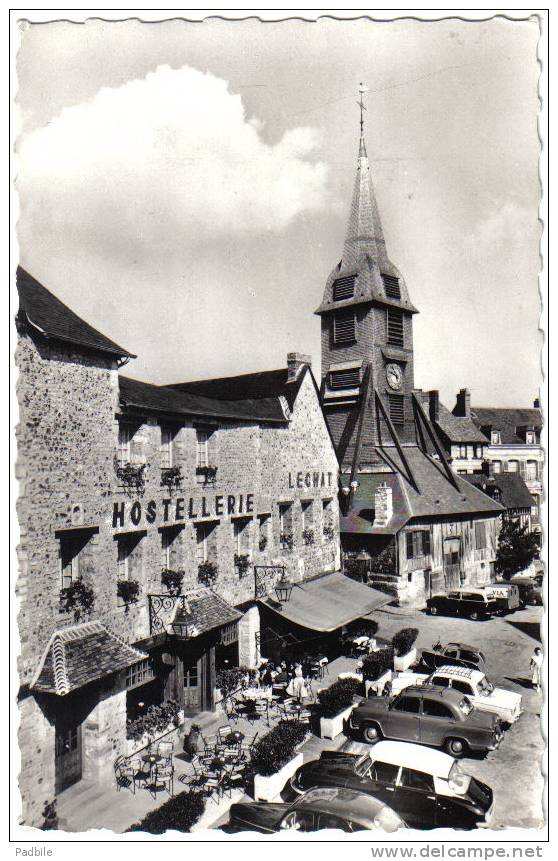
<box><xmin>386</xmin><ymin>363</ymin><xmax>403</xmax><ymax>391</ymax></box>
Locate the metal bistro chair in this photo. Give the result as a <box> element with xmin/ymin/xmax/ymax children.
<box><xmin>217</xmin><ymin>725</ymin><xmax>233</xmax><ymax>746</ymax></box>
<box><xmin>199</xmin><ymin>765</ymin><xmax>226</xmax><ymax>804</ymax></box>
<box><xmin>200</xmin><ymin>733</ymin><xmax>218</xmax><ymax>756</ymax></box>
<box><xmin>114</xmin><ymin>755</ymin><xmax>140</xmax><ymax>794</ymax></box>
<box><xmin>157</xmin><ymin>740</ymin><xmax>174</xmax><ymax>766</ymax></box>
<box><xmin>149</xmin><ymin>763</ymin><xmax>174</xmax><ymax>799</ymax></box>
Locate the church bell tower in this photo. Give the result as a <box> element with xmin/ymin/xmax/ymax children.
<box><xmin>315</xmin><ymin>85</ymin><xmax>419</xmax><ymax>471</ymax></box>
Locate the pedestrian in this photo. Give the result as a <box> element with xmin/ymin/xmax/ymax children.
<box><xmin>530</xmin><ymin>647</ymin><xmax>543</xmax><ymax>693</ymax></box>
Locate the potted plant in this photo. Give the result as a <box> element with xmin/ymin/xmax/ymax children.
<box><xmin>251</xmin><ymin>721</ymin><xmax>308</xmax><ymax>802</ymax></box>
<box><xmin>280</xmin><ymin>532</ymin><xmax>294</xmax><ymax>551</ymax></box>
<box><xmin>258</xmin><ymin>535</ymin><xmax>268</xmax><ymax>552</ymax></box>
<box><xmin>392</xmin><ymin>628</ymin><xmax>419</xmax><ymax>672</ymax></box>
<box><xmin>41</xmin><ymin>799</ymin><xmax>58</xmax><ymax>831</ymax></box>
<box><xmin>195</xmin><ymin>465</ymin><xmax>217</xmax><ymax>484</ymax></box>
<box><xmin>114</xmin><ymin>455</ymin><xmax>146</xmax><ymax>494</ymax></box>
<box><xmin>362</xmin><ymin>646</ymin><xmax>395</xmax><ymax>697</ymax></box>
<box><xmin>302</xmin><ymin>528</ymin><xmax>315</xmax><ymax>546</ymax></box>
<box><xmin>59</xmin><ymin>577</ymin><xmax>95</xmax><ymax>622</ymax></box>
<box><xmin>234</xmin><ymin>553</ymin><xmax>250</xmax><ymax>578</ymax></box>
<box><xmin>323</xmin><ymin>524</ymin><xmax>335</xmax><ymax>541</ymax></box>
<box><xmin>161</xmin><ymin>465</ymin><xmax>182</xmax><ymax>490</ymax></box>
<box><xmin>117</xmin><ymin>579</ymin><xmax>141</xmax><ymax>612</ymax></box>
<box><xmin>161</xmin><ymin>568</ymin><xmax>184</xmax><ymax>596</ymax></box>
<box><xmin>182</xmin><ymin>723</ymin><xmax>201</xmax><ymax>759</ymax></box>
<box><xmin>317</xmin><ymin>678</ymin><xmax>361</xmax><ymax>740</ymax></box>
<box><xmin>198</xmin><ymin>561</ymin><xmax>218</xmax><ymax>587</ymax></box>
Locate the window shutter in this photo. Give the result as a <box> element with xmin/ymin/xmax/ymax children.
<box><xmin>387</xmin><ymin>308</ymin><xmax>404</xmax><ymax>347</ymax></box>
<box><xmin>329</xmin><ymin>368</ymin><xmax>360</xmax><ymax>389</ymax></box>
<box><xmin>422</xmin><ymin>531</ymin><xmax>431</xmax><ymax>556</ymax></box>
<box><xmin>388</xmin><ymin>394</ymin><xmax>405</xmax><ymax>425</ymax></box>
<box><xmin>381</xmin><ymin>274</ymin><xmax>401</xmax><ymax>299</ymax></box>
<box><xmin>406</xmin><ymin>532</ymin><xmax>414</xmax><ymax>559</ymax></box>
<box><xmin>333</xmin><ymin>310</ymin><xmax>356</xmax><ymax>344</ymax></box>
<box><xmin>332</xmin><ymin>275</ymin><xmax>355</xmax><ymax>301</ymax></box>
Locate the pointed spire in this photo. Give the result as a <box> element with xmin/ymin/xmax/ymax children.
<box><xmin>342</xmin><ymin>84</ymin><xmax>387</xmax><ymax>269</ymax></box>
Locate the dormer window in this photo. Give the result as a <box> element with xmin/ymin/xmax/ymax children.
<box><xmin>332</xmin><ymin>275</ymin><xmax>355</xmax><ymax>301</ymax></box>
<box><xmin>381</xmin><ymin>273</ymin><xmax>401</xmax><ymax>299</ymax></box>
<box><xmin>387</xmin><ymin>308</ymin><xmax>404</xmax><ymax>347</ymax></box>
<box><xmin>491</xmin><ymin>430</ymin><xmax>501</xmax><ymax>445</ymax></box>
<box><xmin>333</xmin><ymin>310</ymin><xmax>356</xmax><ymax>344</ymax></box>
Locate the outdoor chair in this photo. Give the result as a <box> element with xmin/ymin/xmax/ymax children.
<box><xmin>177</xmin><ymin>754</ymin><xmax>204</xmax><ymax>788</ymax></box>
<box><xmin>224</xmin><ymin>698</ymin><xmax>241</xmax><ymax>723</ymax></box>
<box><xmin>217</xmin><ymin>725</ymin><xmax>232</xmax><ymax>744</ymax></box>
<box><xmin>199</xmin><ymin>769</ymin><xmax>225</xmax><ymax>803</ymax></box>
<box><xmin>157</xmin><ymin>740</ymin><xmax>174</xmax><ymax>765</ymax></box>
<box><xmin>114</xmin><ymin>755</ymin><xmax>139</xmax><ymax>794</ymax></box>
<box><xmin>222</xmin><ymin>760</ymin><xmax>246</xmax><ymax>797</ymax></box>
<box><xmin>201</xmin><ymin>733</ymin><xmax>218</xmax><ymax>755</ymax></box>
<box><xmin>148</xmin><ymin>764</ymin><xmax>174</xmax><ymax>799</ymax></box>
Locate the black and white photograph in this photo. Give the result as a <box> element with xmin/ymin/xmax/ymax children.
<box><xmin>10</xmin><ymin>10</ymin><xmax>547</xmax><ymax>843</ymax></box>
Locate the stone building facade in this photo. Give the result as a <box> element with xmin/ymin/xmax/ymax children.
<box><xmin>15</xmin><ymin>268</ymin><xmax>341</xmax><ymax>826</ymax></box>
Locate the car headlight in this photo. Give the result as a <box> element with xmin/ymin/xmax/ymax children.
<box><xmin>373</xmin><ymin>808</ymin><xmax>405</xmax><ymax>832</ymax></box>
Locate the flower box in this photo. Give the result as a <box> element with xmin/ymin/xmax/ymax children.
<box><xmin>394</xmin><ymin>647</ymin><xmax>417</xmax><ymax>672</ymax></box>
<box><xmin>125</xmin><ymin>721</ymin><xmax>178</xmax><ymax>757</ymax></box>
<box><xmin>254</xmin><ymin>752</ymin><xmax>304</xmax><ymax>802</ymax></box>
<box><xmin>319</xmin><ymin>704</ymin><xmax>356</xmax><ymax>740</ymax></box>
<box><xmin>365</xmin><ymin>669</ymin><xmax>392</xmax><ymax>698</ymax></box>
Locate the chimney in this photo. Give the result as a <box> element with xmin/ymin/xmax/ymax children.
<box><xmin>287</xmin><ymin>352</ymin><xmax>312</xmax><ymax>383</ymax></box>
<box><xmin>373</xmin><ymin>481</ymin><xmax>393</xmax><ymax>527</ymax></box>
<box><xmin>428</xmin><ymin>390</ymin><xmax>440</xmax><ymax>422</ymax></box>
<box><xmin>454</xmin><ymin>388</ymin><xmax>471</xmax><ymax>418</ymax></box>
<box><xmin>534</xmin><ymin>398</ymin><xmax>540</xmax><ymax>409</ymax></box>
<box><xmin>481</xmin><ymin>459</ymin><xmax>495</xmax><ymax>477</ymax></box>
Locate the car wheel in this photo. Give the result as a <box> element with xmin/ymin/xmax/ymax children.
<box><xmin>445</xmin><ymin>737</ymin><xmax>468</xmax><ymax>758</ymax></box>
<box><xmin>363</xmin><ymin>723</ymin><xmax>382</xmax><ymax>744</ymax></box>
<box><xmin>429</xmin><ymin>606</ymin><xmax>438</xmax><ymax>616</ymax></box>
<box><xmin>469</xmin><ymin>610</ymin><xmax>479</xmax><ymax>621</ymax></box>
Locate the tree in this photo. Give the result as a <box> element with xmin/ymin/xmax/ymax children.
<box><xmin>495</xmin><ymin>518</ymin><xmax>539</xmax><ymax>580</ymax></box>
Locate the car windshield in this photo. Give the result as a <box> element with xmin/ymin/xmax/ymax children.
<box><xmin>459</xmin><ymin>697</ymin><xmax>473</xmax><ymax>716</ymax></box>
<box><xmin>477</xmin><ymin>677</ymin><xmax>494</xmax><ymax>696</ymax></box>
<box><xmin>354</xmin><ymin>754</ymin><xmax>373</xmax><ymax>777</ymax></box>
<box><xmin>448</xmin><ymin>762</ymin><xmax>472</xmax><ymax>795</ymax></box>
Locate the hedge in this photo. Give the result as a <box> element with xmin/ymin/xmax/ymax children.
<box><xmin>127</xmin><ymin>791</ymin><xmax>205</xmax><ymax>834</ymax></box>
<box><xmin>250</xmin><ymin>720</ymin><xmax>308</xmax><ymax>777</ymax></box>
<box><xmin>361</xmin><ymin>647</ymin><xmax>394</xmax><ymax>681</ymax></box>
<box><xmin>392</xmin><ymin>628</ymin><xmax>419</xmax><ymax>657</ymax></box>
<box><xmin>317</xmin><ymin>678</ymin><xmax>361</xmax><ymax>718</ymax></box>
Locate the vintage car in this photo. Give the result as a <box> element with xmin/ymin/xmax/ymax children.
<box><xmin>225</xmin><ymin>786</ymin><xmax>406</xmax><ymax>833</ymax></box>
<box><xmin>426</xmin><ymin>589</ymin><xmax>499</xmax><ymax>621</ymax></box>
<box><xmin>348</xmin><ymin>685</ymin><xmax>503</xmax><ymax>757</ymax></box>
<box><xmin>420</xmin><ymin>642</ymin><xmax>486</xmax><ymax>673</ymax></box>
<box><xmin>389</xmin><ymin>665</ymin><xmax>522</xmax><ymax>724</ymax></box>
<box><xmin>483</xmin><ymin>583</ymin><xmax>521</xmax><ymax>613</ymax></box>
<box><xmin>281</xmin><ymin>740</ymin><xmax>493</xmax><ymax>830</ymax></box>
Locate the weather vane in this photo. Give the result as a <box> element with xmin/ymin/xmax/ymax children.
<box><xmin>357</xmin><ymin>82</ymin><xmax>368</xmax><ymax>135</ymax></box>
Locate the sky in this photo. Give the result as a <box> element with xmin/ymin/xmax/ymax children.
<box><xmin>15</xmin><ymin>15</ymin><xmax>542</xmax><ymax>408</ymax></box>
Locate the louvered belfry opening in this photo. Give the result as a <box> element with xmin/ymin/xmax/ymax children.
<box><xmin>333</xmin><ymin>309</ymin><xmax>356</xmax><ymax>344</ymax></box>
<box><xmin>388</xmin><ymin>393</ymin><xmax>405</xmax><ymax>425</ymax></box>
<box><xmin>381</xmin><ymin>273</ymin><xmax>401</xmax><ymax>299</ymax></box>
<box><xmin>387</xmin><ymin>308</ymin><xmax>404</xmax><ymax>347</ymax></box>
<box><xmin>333</xmin><ymin>275</ymin><xmax>356</xmax><ymax>301</ymax></box>
<box><xmin>329</xmin><ymin>367</ymin><xmax>360</xmax><ymax>389</ymax></box>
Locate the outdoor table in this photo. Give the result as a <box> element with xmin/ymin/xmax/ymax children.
<box><xmin>242</xmin><ymin>686</ymin><xmax>272</xmax><ymax>701</ymax></box>
<box><xmin>351</xmin><ymin>636</ymin><xmax>370</xmax><ymax>646</ymax></box>
<box><xmin>142</xmin><ymin>753</ymin><xmax>162</xmax><ymax>767</ymax></box>
<box><xmin>224</xmin><ymin>731</ymin><xmax>245</xmax><ymax>747</ymax></box>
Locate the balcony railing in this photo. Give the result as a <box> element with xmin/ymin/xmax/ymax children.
<box><xmin>406</xmin><ymin>554</ymin><xmax>432</xmax><ymax>572</ymax></box>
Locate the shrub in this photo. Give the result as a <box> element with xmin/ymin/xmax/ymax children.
<box><xmin>280</xmin><ymin>532</ymin><xmax>294</xmax><ymax>550</ymax></box>
<box><xmin>250</xmin><ymin>720</ymin><xmax>308</xmax><ymax>777</ymax></box>
<box><xmin>317</xmin><ymin>678</ymin><xmax>361</xmax><ymax>718</ymax></box>
<box><xmin>196</xmin><ymin>465</ymin><xmax>217</xmax><ymax>484</ymax></box>
<box><xmin>126</xmin><ymin>700</ymin><xmax>181</xmax><ymax>742</ymax></box>
<box><xmin>161</xmin><ymin>466</ymin><xmax>182</xmax><ymax>490</ymax></box>
<box><xmin>234</xmin><ymin>553</ymin><xmax>250</xmax><ymax>578</ymax></box>
<box><xmin>127</xmin><ymin>791</ymin><xmax>205</xmax><ymax>834</ymax></box>
<box><xmin>114</xmin><ymin>455</ymin><xmax>146</xmax><ymax>495</ymax></box>
<box><xmin>344</xmin><ymin>556</ymin><xmax>365</xmax><ymax>582</ymax></box>
<box><xmin>259</xmin><ymin>535</ymin><xmax>268</xmax><ymax>552</ymax></box>
<box><xmin>117</xmin><ymin>579</ymin><xmax>140</xmax><ymax>611</ymax></box>
<box><xmin>198</xmin><ymin>561</ymin><xmax>218</xmax><ymax>586</ymax></box>
<box><xmin>216</xmin><ymin>666</ymin><xmax>250</xmax><ymax>699</ymax></box>
<box><xmin>361</xmin><ymin>647</ymin><xmax>394</xmax><ymax>681</ymax></box>
<box><xmin>59</xmin><ymin>577</ymin><xmax>95</xmax><ymax>622</ymax></box>
<box><xmin>369</xmin><ymin>544</ymin><xmax>397</xmax><ymax>574</ymax></box>
<box><xmin>323</xmin><ymin>524</ymin><xmax>335</xmax><ymax>541</ymax></box>
<box><xmin>302</xmin><ymin>528</ymin><xmax>315</xmax><ymax>546</ymax></box>
<box><xmin>392</xmin><ymin>628</ymin><xmax>419</xmax><ymax>657</ymax></box>
<box><xmin>161</xmin><ymin>568</ymin><xmax>184</xmax><ymax>596</ymax></box>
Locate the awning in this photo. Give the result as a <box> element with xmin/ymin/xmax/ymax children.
<box><xmin>260</xmin><ymin>571</ymin><xmax>390</xmax><ymax>633</ymax></box>
<box><xmin>31</xmin><ymin>621</ymin><xmax>148</xmax><ymax>696</ymax></box>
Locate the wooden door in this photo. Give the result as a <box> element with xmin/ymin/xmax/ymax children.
<box><xmin>55</xmin><ymin>723</ymin><xmax>82</xmax><ymax>794</ymax></box>
<box><xmin>184</xmin><ymin>660</ymin><xmax>201</xmax><ymax>714</ymax></box>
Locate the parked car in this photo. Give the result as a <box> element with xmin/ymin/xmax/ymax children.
<box><xmin>426</xmin><ymin>589</ymin><xmax>499</xmax><ymax>621</ymax></box>
<box><xmin>420</xmin><ymin>642</ymin><xmax>486</xmax><ymax>673</ymax></box>
<box><xmin>483</xmin><ymin>583</ymin><xmax>521</xmax><ymax>613</ymax></box>
<box><xmin>509</xmin><ymin>577</ymin><xmax>542</xmax><ymax>607</ymax></box>
<box><xmin>281</xmin><ymin>740</ymin><xmax>493</xmax><ymax>830</ymax></box>
<box><xmin>225</xmin><ymin>786</ymin><xmax>406</xmax><ymax>833</ymax></box>
<box><xmin>348</xmin><ymin>685</ymin><xmax>503</xmax><ymax>757</ymax></box>
<box><xmin>389</xmin><ymin>665</ymin><xmax>522</xmax><ymax>724</ymax></box>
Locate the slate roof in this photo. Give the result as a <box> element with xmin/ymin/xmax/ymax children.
<box><xmin>340</xmin><ymin>445</ymin><xmax>503</xmax><ymax>535</ymax></box>
<box><xmin>168</xmin><ymin>365</ymin><xmax>308</xmax><ymax>413</ymax></box>
<box><xmin>16</xmin><ymin>267</ymin><xmax>134</xmax><ymax>360</ymax></box>
<box><xmin>415</xmin><ymin>394</ymin><xmax>487</xmax><ymax>444</ymax></box>
<box><xmin>31</xmin><ymin>621</ymin><xmax>147</xmax><ymax>696</ymax></box>
<box><xmin>463</xmin><ymin>473</ymin><xmax>534</xmax><ymax>511</ymax></box>
<box><xmin>119</xmin><ymin>375</ymin><xmax>288</xmax><ymax>424</ymax></box>
<box><xmin>471</xmin><ymin>407</ymin><xmax>542</xmax><ymax>444</ymax></box>
<box><xmin>171</xmin><ymin>587</ymin><xmax>242</xmax><ymax>636</ymax></box>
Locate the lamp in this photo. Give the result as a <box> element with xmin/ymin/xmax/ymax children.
<box><xmin>171</xmin><ymin>619</ymin><xmax>199</xmax><ymax>638</ymax></box>
<box><xmin>350</xmin><ymin>480</ymin><xmax>359</xmax><ymax>492</ymax></box>
<box><xmin>274</xmin><ymin>578</ymin><xmax>294</xmax><ymax>603</ymax></box>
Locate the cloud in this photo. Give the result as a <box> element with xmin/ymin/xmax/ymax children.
<box><xmin>17</xmin><ymin>64</ymin><xmax>329</xmax><ymax>253</ymax></box>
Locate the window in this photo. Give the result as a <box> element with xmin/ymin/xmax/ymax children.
<box><xmin>393</xmin><ymin>695</ymin><xmax>421</xmax><ymax>713</ymax></box>
<box><xmin>406</xmin><ymin>531</ymin><xmax>431</xmax><ymax>559</ymax></box>
<box><xmin>116</xmin><ymin>533</ymin><xmax>143</xmax><ymax>593</ymax></box>
<box><xmin>372</xmin><ymin>762</ymin><xmax>400</xmax><ymax>784</ymax></box>
<box><xmin>126</xmin><ymin>659</ymin><xmax>154</xmax><ymax>690</ymax></box>
<box><xmin>333</xmin><ymin>310</ymin><xmax>356</xmax><ymax>344</ymax></box>
<box><xmin>117</xmin><ymin>539</ymin><xmax>129</xmax><ymax>580</ymax></box>
<box><xmin>118</xmin><ymin>423</ymin><xmax>132</xmax><ymax>466</ymax></box>
<box><xmin>196</xmin><ymin>429</ymin><xmax>209</xmax><ymax>468</ymax></box>
<box><xmin>301</xmin><ymin>500</ymin><xmax>314</xmax><ymax>530</ymax></box>
<box><xmin>458</xmin><ymin>444</ymin><xmax>467</xmax><ymax>458</ymax></box>
<box><xmin>161</xmin><ymin>527</ymin><xmax>181</xmax><ymax>569</ymax></box>
<box><xmin>387</xmin><ymin>308</ymin><xmax>404</xmax><ymax>347</ymax></box>
<box><xmin>474</xmin><ymin>445</ymin><xmax>483</xmax><ymax>458</ymax></box>
<box><xmin>399</xmin><ymin>768</ymin><xmax>435</xmax><ymax>793</ymax></box>
<box><xmin>196</xmin><ymin>523</ymin><xmax>211</xmax><ymax>564</ymax></box>
<box><xmin>381</xmin><ymin>273</ymin><xmax>401</xmax><ymax>299</ymax></box>
<box><xmin>329</xmin><ymin>368</ymin><xmax>360</xmax><ymax>389</ymax></box>
<box><xmin>451</xmin><ymin>680</ymin><xmax>474</xmax><ymax>696</ymax></box>
<box><xmin>160</xmin><ymin>426</ymin><xmax>176</xmax><ymax>468</ymax></box>
<box><xmin>431</xmin><ymin>676</ymin><xmax>451</xmax><ymax>688</ymax></box>
<box><xmin>233</xmin><ymin>518</ymin><xmax>250</xmax><ymax>556</ymax></box>
<box><xmin>280</xmin><ymin>811</ymin><xmax>315</xmax><ymax>832</ymax></box>
<box><xmin>388</xmin><ymin>394</ymin><xmax>405</xmax><ymax>426</ymax></box>
<box><xmin>491</xmin><ymin>431</ymin><xmax>501</xmax><ymax>445</ymax></box>
<box><xmin>279</xmin><ymin>503</ymin><xmax>293</xmax><ymax>535</ymax></box>
<box><xmin>493</xmin><ymin>460</ymin><xmax>502</xmax><ymax>474</ymax></box>
<box><xmin>525</xmin><ymin>460</ymin><xmax>538</xmax><ymax>481</ymax></box>
<box><xmin>421</xmin><ymin>699</ymin><xmax>454</xmax><ymax>719</ymax></box>
<box><xmin>332</xmin><ymin>275</ymin><xmax>355</xmax><ymax>301</ymax></box>
<box><xmin>322</xmin><ymin>498</ymin><xmax>333</xmax><ymax>534</ymax></box>
<box><xmin>258</xmin><ymin>514</ymin><xmax>271</xmax><ymax>549</ymax></box>
<box><xmin>474</xmin><ymin>521</ymin><xmax>487</xmax><ymax>550</ymax></box>
<box><xmin>507</xmin><ymin>460</ymin><xmax>519</xmax><ymax>473</ymax></box>
<box><xmin>60</xmin><ymin>536</ymin><xmax>82</xmax><ymax>589</ymax></box>
<box><xmin>460</xmin><ymin>650</ymin><xmax>481</xmax><ymax>665</ymax></box>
